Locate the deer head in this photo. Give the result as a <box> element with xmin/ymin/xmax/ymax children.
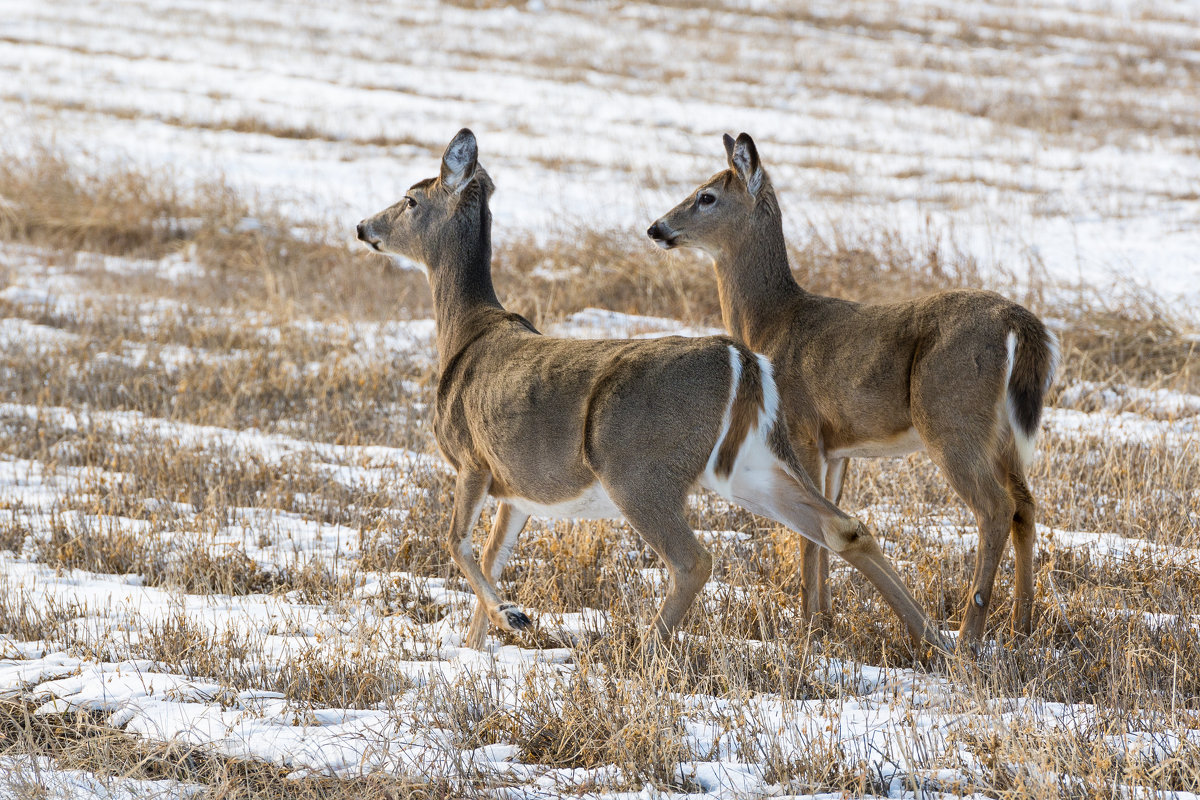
<box><xmin>356</xmin><ymin>128</ymin><xmax>495</xmax><ymax>270</ymax></box>
<box><xmin>647</xmin><ymin>132</ymin><xmax>771</xmax><ymax>258</ymax></box>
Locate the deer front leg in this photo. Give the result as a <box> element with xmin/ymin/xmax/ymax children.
<box><xmin>447</xmin><ymin>471</ymin><xmax>532</xmax><ymax>639</ymax></box>
<box><xmin>801</xmin><ymin>457</ymin><xmax>849</xmax><ymax>619</ymax></box>
<box><xmin>603</xmin><ymin>479</ymin><xmax>712</xmax><ymax>648</ymax></box>
<box><xmin>465</xmin><ymin>502</ymin><xmax>530</xmax><ymax>649</ymax></box>
<box><xmin>799</xmin><ymin>539</ymin><xmax>826</xmax><ymax>618</ymax></box>
<box><xmin>794</xmin><ymin>445</ymin><xmax>831</xmax><ymax>619</ymax></box>
<box><xmin>816</xmin><ymin>457</ymin><xmax>848</xmax><ymax>615</ymax></box>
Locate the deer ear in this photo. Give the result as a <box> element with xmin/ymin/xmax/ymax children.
<box><xmin>440</xmin><ymin>128</ymin><xmax>478</xmax><ymax>194</ymax></box>
<box><xmin>722</xmin><ymin>133</ymin><xmax>736</xmax><ymax>166</ymax></box>
<box><xmin>730</xmin><ymin>132</ymin><xmax>763</xmax><ymax>197</ymax></box>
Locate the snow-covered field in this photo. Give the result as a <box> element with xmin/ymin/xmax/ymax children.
<box><xmin>0</xmin><ymin>241</ymin><xmax>1196</xmax><ymax>798</ymax></box>
<box><xmin>3</xmin><ymin>0</ymin><xmax>1200</xmax><ymax>312</ymax></box>
<box><xmin>1</xmin><ymin>1</ymin><xmax>1200</xmax><ymax>798</ymax></box>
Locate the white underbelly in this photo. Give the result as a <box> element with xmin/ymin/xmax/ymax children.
<box><xmin>508</xmin><ymin>482</ymin><xmax>623</xmax><ymax>520</ymax></box>
<box><xmin>827</xmin><ymin>427</ymin><xmax>924</xmax><ymax>459</ymax></box>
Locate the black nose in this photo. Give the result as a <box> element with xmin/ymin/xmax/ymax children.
<box><xmin>356</xmin><ymin>222</ymin><xmax>366</xmax><ymax>240</ymax></box>
<box><xmin>647</xmin><ymin>223</ymin><xmax>662</xmax><ymax>240</ymax></box>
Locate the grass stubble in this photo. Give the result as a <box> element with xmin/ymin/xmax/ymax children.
<box><xmin>0</xmin><ymin>148</ymin><xmax>1197</xmax><ymax>798</ymax></box>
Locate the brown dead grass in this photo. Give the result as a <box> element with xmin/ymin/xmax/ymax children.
<box><xmin>0</xmin><ymin>307</ymin><xmax>435</xmax><ymax>448</ymax></box>
<box><xmin>0</xmin><ymin>700</ymin><xmax>441</xmax><ymax>799</ymax></box>
<box><xmin>0</xmin><ymin>149</ymin><xmax>429</xmax><ymax>321</ymax></box>
<box><xmin>0</xmin><ymin>149</ymin><xmax>1197</xmax><ymax>797</ymax></box>
<box><xmin>1055</xmin><ymin>297</ymin><xmax>1200</xmax><ymax>395</ymax></box>
<box><xmin>0</xmin><ymin>148</ymin><xmax>1000</xmax><ymax>332</ymax></box>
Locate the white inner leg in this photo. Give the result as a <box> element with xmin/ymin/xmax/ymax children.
<box><xmin>508</xmin><ymin>482</ymin><xmax>622</xmax><ymax>520</ymax></box>
<box><xmin>827</xmin><ymin>427</ymin><xmax>924</xmax><ymax>459</ymax></box>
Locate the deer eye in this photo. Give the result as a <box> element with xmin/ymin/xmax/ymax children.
<box><xmin>697</xmin><ymin>192</ymin><xmax>716</xmax><ymax>207</ymax></box>
<box><xmin>403</xmin><ymin>196</ymin><xmax>416</xmax><ymax>210</ymax></box>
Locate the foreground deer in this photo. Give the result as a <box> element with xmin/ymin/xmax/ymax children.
<box><xmin>356</xmin><ymin>129</ymin><xmax>946</xmax><ymax>654</ymax></box>
<box><xmin>648</xmin><ymin>133</ymin><xmax>1057</xmax><ymax>643</ymax></box>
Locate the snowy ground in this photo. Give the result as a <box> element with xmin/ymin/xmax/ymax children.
<box><xmin>2</xmin><ymin>0</ymin><xmax>1199</xmax><ymax>313</ymax></box>
<box><xmin>1</xmin><ymin>1</ymin><xmax>1200</xmax><ymax>797</ymax></box>
<box><xmin>0</xmin><ymin>243</ymin><xmax>1198</xmax><ymax>798</ymax></box>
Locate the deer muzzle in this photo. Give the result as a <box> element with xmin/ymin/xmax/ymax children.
<box><xmin>356</xmin><ymin>221</ymin><xmax>383</xmax><ymax>252</ymax></box>
<box><xmin>646</xmin><ymin>221</ymin><xmax>678</xmax><ymax>249</ymax></box>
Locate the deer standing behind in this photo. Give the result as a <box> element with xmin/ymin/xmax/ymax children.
<box><xmin>357</xmin><ymin>129</ymin><xmax>947</xmax><ymax>654</ymax></box>
<box><xmin>648</xmin><ymin>133</ymin><xmax>1058</xmax><ymax>643</ymax></box>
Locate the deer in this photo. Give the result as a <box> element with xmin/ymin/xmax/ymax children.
<box><xmin>647</xmin><ymin>133</ymin><xmax>1058</xmax><ymax>645</ymax></box>
<box><xmin>356</xmin><ymin>128</ymin><xmax>948</xmax><ymax>656</ymax></box>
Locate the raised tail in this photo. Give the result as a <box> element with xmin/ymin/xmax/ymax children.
<box><xmin>704</xmin><ymin>343</ymin><xmax>849</xmax><ymax>529</ymax></box>
<box><xmin>708</xmin><ymin>343</ymin><xmax>801</xmax><ymax>488</ymax></box>
<box><xmin>1005</xmin><ymin>313</ymin><xmax>1059</xmax><ymax>467</ymax></box>
<box><xmin>739</xmin><ymin>348</ymin><xmax>834</xmax><ymax>508</ymax></box>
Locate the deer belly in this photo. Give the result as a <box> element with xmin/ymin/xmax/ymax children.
<box><xmin>508</xmin><ymin>482</ymin><xmax>623</xmax><ymax>520</ymax></box>
<box><xmin>827</xmin><ymin>427</ymin><xmax>924</xmax><ymax>459</ymax></box>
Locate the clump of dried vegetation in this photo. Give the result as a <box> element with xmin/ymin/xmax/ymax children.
<box><xmin>0</xmin><ymin>699</ymin><xmax>443</xmax><ymax>799</ymax></box>
<box><xmin>0</xmin><ymin>147</ymin><xmax>1197</xmax><ymax>798</ymax></box>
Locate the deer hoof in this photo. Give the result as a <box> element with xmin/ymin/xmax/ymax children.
<box><xmin>494</xmin><ymin>603</ymin><xmax>532</xmax><ymax>632</ymax></box>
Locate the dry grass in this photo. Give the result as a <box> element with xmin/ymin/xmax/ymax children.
<box><xmin>1055</xmin><ymin>296</ymin><xmax>1200</xmax><ymax>395</ymax></box>
<box><xmin>0</xmin><ymin>152</ymin><xmax>1197</xmax><ymax>797</ymax></box>
<box><xmin>0</xmin><ymin>700</ymin><xmax>441</xmax><ymax>799</ymax></box>
<box><xmin>0</xmin><ymin>148</ymin><xmax>998</xmax><ymax>332</ymax></box>
<box><xmin>0</xmin><ymin>149</ymin><xmax>430</xmax><ymax>321</ymax></box>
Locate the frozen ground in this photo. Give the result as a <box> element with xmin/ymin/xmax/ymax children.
<box><xmin>0</xmin><ymin>244</ymin><xmax>1198</xmax><ymax>797</ymax></box>
<box><xmin>2</xmin><ymin>0</ymin><xmax>1200</xmax><ymax>313</ymax></box>
<box><xmin>1</xmin><ymin>1</ymin><xmax>1199</xmax><ymax>797</ymax></box>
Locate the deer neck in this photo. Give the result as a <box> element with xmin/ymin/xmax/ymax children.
<box><xmin>713</xmin><ymin>207</ymin><xmax>802</xmax><ymax>351</ymax></box>
<box><xmin>428</xmin><ymin>202</ymin><xmax>504</xmax><ymax>373</ymax></box>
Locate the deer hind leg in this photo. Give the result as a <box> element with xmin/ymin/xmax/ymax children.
<box><xmin>959</xmin><ymin>478</ymin><xmax>1013</xmax><ymax>644</ymax></box>
<box><xmin>926</xmin><ymin>444</ymin><xmax>1015</xmax><ymax>644</ymax></box>
<box><xmin>724</xmin><ymin>460</ymin><xmax>945</xmax><ymax>651</ymax></box>
<box><xmin>605</xmin><ymin>485</ymin><xmax>712</xmax><ymax>642</ymax></box>
<box><xmin>447</xmin><ymin>471</ymin><xmax>532</xmax><ymax>639</ymax></box>
<box><xmin>1006</xmin><ymin>449</ymin><xmax>1038</xmax><ymax>636</ymax></box>
<box><xmin>464</xmin><ymin>502</ymin><xmax>530</xmax><ymax>649</ymax></box>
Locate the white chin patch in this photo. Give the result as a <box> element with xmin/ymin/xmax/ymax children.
<box><xmin>389</xmin><ymin>255</ymin><xmax>425</xmax><ymax>273</ymax></box>
<box><xmin>653</xmin><ymin>238</ymin><xmax>674</xmax><ymax>250</ymax></box>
